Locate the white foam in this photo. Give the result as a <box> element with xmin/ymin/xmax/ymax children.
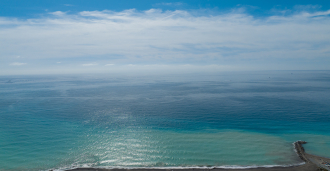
<box><xmin>49</xmin><ymin>162</ymin><xmax>306</xmax><ymax>171</ymax></box>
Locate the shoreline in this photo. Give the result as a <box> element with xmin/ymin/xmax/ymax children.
<box><xmin>66</xmin><ymin>141</ymin><xmax>329</xmax><ymax>171</ymax></box>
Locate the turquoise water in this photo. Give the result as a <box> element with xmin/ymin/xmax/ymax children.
<box><xmin>0</xmin><ymin>71</ymin><xmax>330</xmax><ymax>170</ymax></box>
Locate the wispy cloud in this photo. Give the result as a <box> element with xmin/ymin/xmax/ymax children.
<box><xmin>1</xmin><ymin>7</ymin><xmax>330</xmax><ymax>73</ymax></box>
<box><xmin>50</xmin><ymin>11</ymin><xmax>67</xmax><ymax>16</ymax></box>
<box><xmin>154</xmin><ymin>2</ymin><xmax>184</xmax><ymax>6</ymax></box>
<box><xmin>10</xmin><ymin>62</ymin><xmax>27</xmax><ymax>66</ymax></box>
<box><xmin>82</xmin><ymin>63</ymin><xmax>98</xmax><ymax>66</ymax></box>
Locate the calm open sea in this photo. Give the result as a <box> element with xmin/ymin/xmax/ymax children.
<box><xmin>0</xmin><ymin>71</ymin><xmax>330</xmax><ymax>171</ymax></box>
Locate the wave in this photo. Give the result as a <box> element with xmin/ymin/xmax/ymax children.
<box><xmin>51</xmin><ymin>162</ymin><xmax>306</xmax><ymax>171</ymax></box>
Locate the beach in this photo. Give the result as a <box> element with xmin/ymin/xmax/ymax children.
<box><xmin>67</xmin><ymin>141</ymin><xmax>329</xmax><ymax>171</ymax></box>
<box><xmin>67</xmin><ymin>164</ymin><xmax>318</xmax><ymax>171</ymax></box>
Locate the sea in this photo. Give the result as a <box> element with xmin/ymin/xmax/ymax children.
<box><xmin>0</xmin><ymin>70</ymin><xmax>330</xmax><ymax>171</ymax></box>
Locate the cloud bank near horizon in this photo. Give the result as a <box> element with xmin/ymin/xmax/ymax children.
<box><xmin>1</xmin><ymin>7</ymin><xmax>330</xmax><ymax>74</ymax></box>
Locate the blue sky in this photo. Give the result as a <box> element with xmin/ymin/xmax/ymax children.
<box><xmin>1</xmin><ymin>0</ymin><xmax>330</xmax><ymax>17</ymax></box>
<box><xmin>1</xmin><ymin>0</ymin><xmax>330</xmax><ymax>75</ymax></box>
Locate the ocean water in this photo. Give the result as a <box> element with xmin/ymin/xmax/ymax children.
<box><xmin>0</xmin><ymin>71</ymin><xmax>330</xmax><ymax>171</ymax></box>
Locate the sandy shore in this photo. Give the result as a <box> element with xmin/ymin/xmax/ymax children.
<box><xmin>68</xmin><ymin>164</ymin><xmax>318</xmax><ymax>171</ymax></box>
<box><xmin>67</xmin><ymin>141</ymin><xmax>329</xmax><ymax>171</ymax></box>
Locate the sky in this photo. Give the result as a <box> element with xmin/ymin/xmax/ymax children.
<box><xmin>1</xmin><ymin>0</ymin><xmax>330</xmax><ymax>75</ymax></box>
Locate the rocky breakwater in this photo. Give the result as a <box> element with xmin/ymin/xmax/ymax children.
<box><xmin>293</xmin><ymin>140</ymin><xmax>309</xmax><ymax>162</ymax></box>
<box><xmin>294</xmin><ymin>141</ymin><xmax>330</xmax><ymax>170</ymax></box>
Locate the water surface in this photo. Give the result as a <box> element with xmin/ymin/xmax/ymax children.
<box><xmin>0</xmin><ymin>71</ymin><xmax>329</xmax><ymax>170</ymax></box>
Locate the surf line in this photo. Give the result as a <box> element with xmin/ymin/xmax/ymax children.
<box><xmin>63</xmin><ymin>141</ymin><xmax>330</xmax><ymax>171</ymax></box>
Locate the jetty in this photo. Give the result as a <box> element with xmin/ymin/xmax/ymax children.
<box><xmin>294</xmin><ymin>141</ymin><xmax>330</xmax><ymax>171</ymax></box>
<box><xmin>294</xmin><ymin>141</ymin><xmax>309</xmax><ymax>162</ymax></box>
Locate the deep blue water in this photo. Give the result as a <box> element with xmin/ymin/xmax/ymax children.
<box><xmin>0</xmin><ymin>71</ymin><xmax>330</xmax><ymax>170</ymax></box>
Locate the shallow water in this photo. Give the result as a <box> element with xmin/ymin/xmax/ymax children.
<box><xmin>0</xmin><ymin>71</ymin><xmax>329</xmax><ymax>170</ymax></box>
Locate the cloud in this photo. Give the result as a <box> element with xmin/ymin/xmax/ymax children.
<box><xmin>294</xmin><ymin>5</ymin><xmax>322</xmax><ymax>11</ymax></box>
<box><xmin>154</xmin><ymin>2</ymin><xmax>184</xmax><ymax>6</ymax></box>
<box><xmin>10</xmin><ymin>62</ymin><xmax>27</xmax><ymax>66</ymax></box>
<box><xmin>105</xmin><ymin>63</ymin><xmax>114</xmax><ymax>66</ymax></box>
<box><xmin>0</xmin><ymin>7</ymin><xmax>330</xmax><ymax>73</ymax></box>
<box><xmin>50</xmin><ymin>11</ymin><xmax>66</xmax><ymax>16</ymax></box>
<box><xmin>82</xmin><ymin>63</ymin><xmax>98</xmax><ymax>66</ymax></box>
